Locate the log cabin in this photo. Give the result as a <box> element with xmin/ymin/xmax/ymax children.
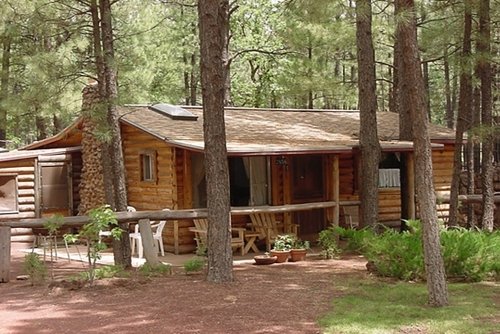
<box><xmin>1</xmin><ymin>99</ymin><xmax>457</xmax><ymax>253</ymax></box>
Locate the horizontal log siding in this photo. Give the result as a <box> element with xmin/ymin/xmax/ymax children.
<box><xmin>121</xmin><ymin>124</ymin><xmax>195</xmax><ymax>253</ymax></box>
<box><xmin>0</xmin><ymin>159</ymin><xmax>37</xmax><ymax>220</ymax></box>
<box><xmin>432</xmin><ymin>145</ymin><xmax>454</xmax><ymax>220</ymax></box>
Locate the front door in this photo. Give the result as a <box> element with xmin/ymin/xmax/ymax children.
<box><xmin>39</xmin><ymin>162</ymin><xmax>72</xmax><ymax>217</ymax></box>
<box><xmin>290</xmin><ymin>155</ymin><xmax>325</xmax><ymax>241</ymax></box>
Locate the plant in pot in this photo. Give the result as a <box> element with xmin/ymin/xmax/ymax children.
<box><xmin>290</xmin><ymin>239</ymin><xmax>310</xmax><ymax>262</ymax></box>
<box><xmin>270</xmin><ymin>234</ymin><xmax>294</xmax><ymax>263</ymax></box>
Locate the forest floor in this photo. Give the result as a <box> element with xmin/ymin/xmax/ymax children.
<box><xmin>0</xmin><ymin>242</ymin><xmax>370</xmax><ymax>334</ymax></box>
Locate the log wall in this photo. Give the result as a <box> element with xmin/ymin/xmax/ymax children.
<box><xmin>0</xmin><ymin>159</ymin><xmax>37</xmax><ymax>221</ymax></box>
<box><xmin>121</xmin><ymin>124</ymin><xmax>196</xmax><ymax>254</ymax></box>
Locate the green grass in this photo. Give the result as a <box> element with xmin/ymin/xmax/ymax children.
<box><xmin>320</xmin><ymin>278</ymin><xmax>499</xmax><ymax>334</ymax></box>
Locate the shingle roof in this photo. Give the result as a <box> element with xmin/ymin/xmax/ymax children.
<box><xmin>119</xmin><ymin>105</ymin><xmax>455</xmax><ymax>154</ymax></box>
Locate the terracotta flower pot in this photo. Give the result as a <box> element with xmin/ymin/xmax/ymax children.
<box><xmin>270</xmin><ymin>250</ymin><xmax>290</xmax><ymax>263</ymax></box>
<box><xmin>290</xmin><ymin>249</ymin><xmax>307</xmax><ymax>262</ymax></box>
<box><xmin>254</xmin><ymin>255</ymin><xmax>277</xmax><ymax>265</ymax></box>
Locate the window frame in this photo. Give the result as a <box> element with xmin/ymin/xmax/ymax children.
<box><xmin>139</xmin><ymin>150</ymin><xmax>157</xmax><ymax>183</ymax></box>
<box><xmin>0</xmin><ymin>173</ymin><xmax>19</xmax><ymax>214</ymax></box>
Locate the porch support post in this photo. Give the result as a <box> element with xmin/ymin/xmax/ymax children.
<box><xmin>407</xmin><ymin>152</ymin><xmax>416</xmax><ymax>219</ymax></box>
<box><xmin>333</xmin><ymin>155</ymin><xmax>340</xmax><ymax>226</ymax></box>
<box><xmin>0</xmin><ymin>226</ymin><xmax>11</xmax><ymax>283</ymax></box>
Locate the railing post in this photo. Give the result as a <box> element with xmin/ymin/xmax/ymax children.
<box><xmin>0</xmin><ymin>226</ymin><xmax>11</xmax><ymax>283</ymax></box>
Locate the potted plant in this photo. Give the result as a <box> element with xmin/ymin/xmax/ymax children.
<box><xmin>270</xmin><ymin>234</ymin><xmax>294</xmax><ymax>263</ymax></box>
<box><xmin>290</xmin><ymin>239</ymin><xmax>310</xmax><ymax>262</ymax></box>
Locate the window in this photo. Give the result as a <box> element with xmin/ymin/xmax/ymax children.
<box><xmin>229</xmin><ymin>157</ymin><xmax>269</xmax><ymax>206</ymax></box>
<box><xmin>140</xmin><ymin>151</ymin><xmax>156</xmax><ymax>182</ymax></box>
<box><xmin>0</xmin><ymin>174</ymin><xmax>18</xmax><ymax>213</ymax></box>
<box><xmin>191</xmin><ymin>155</ymin><xmax>270</xmax><ymax>208</ymax></box>
<box><xmin>379</xmin><ymin>153</ymin><xmax>401</xmax><ymax>188</ymax></box>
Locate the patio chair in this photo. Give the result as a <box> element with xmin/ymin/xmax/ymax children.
<box><xmin>341</xmin><ymin>206</ymin><xmax>359</xmax><ymax>229</ymax></box>
<box><xmin>130</xmin><ymin>218</ymin><xmax>167</xmax><ymax>258</ymax></box>
<box><xmin>189</xmin><ymin>218</ymin><xmax>245</xmax><ymax>255</ymax></box>
<box><xmin>249</xmin><ymin>212</ymin><xmax>298</xmax><ymax>251</ymax></box>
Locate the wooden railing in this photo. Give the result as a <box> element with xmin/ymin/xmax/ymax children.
<box><xmin>0</xmin><ymin>209</ymin><xmax>208</xmax><ymax>283</ymax></box>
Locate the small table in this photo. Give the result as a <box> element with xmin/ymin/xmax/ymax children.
<box><xmin>243</xmin><ymin>231</ymin><xmax>260</xmax><ymax>254</ymax></box>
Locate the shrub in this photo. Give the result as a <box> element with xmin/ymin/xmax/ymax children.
<box><xmin>362</xmin><ymin>228</ymin><xmax>424</xmax><ymax>280</ymax></box>
<box><xmin>183</xmin><ymin>257</ymin><xmax>205</xmax><ymax>273</ymax></box>
<box><xmin>336</xmin><ymin>226</ymin><xmax>375</xmax><ymax>252</ymax></box>
<box><xmin>318</xmin><ymin>227</ymin><xmax>341</xmax><ymax>259</ymax></box>
<box><xmin>441</xmin><ymin>228</ymin><xmax>500</xmax><ymax>282</ymax></box>
<box><xmin>23</xmin><ymin>253</ymin><xmax>47</xmax><ymax>286</ymax></box>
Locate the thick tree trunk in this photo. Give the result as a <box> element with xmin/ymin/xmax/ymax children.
<box><xmin>0</xmin><ymin>32</ymin><xmax>11</xmax><ymax>148</ymax></box>
<box><xmin>449</xmin><ymin>1</ymin><xmax>473</xmax><ymax>227</ymax></box>
<box><xmin>478</xmin><ymin>0</ymin><xmax>494</xmax><ymax>231</ymax></box>
<box><xmin>396</xmin><ymin>0</ymin><xmax>448</xmax><ymax>307</ymax></box>
<box><xmin>395</xmin><ymin>24</ymin><xmax>413</xmax><ymax>227</ymax></box>
<box><xmin>99</xmin><ymin>0</ymin><xmax>130</xmax><ymax>267</ymax></box>
<box><xmin>356</xmin><ymin>0</ymin><xmax>380</xmax><ymax>228</ymax></box>
<box><xmin>198</xmin><ymin>0</ymin><xmax>233</xmax><ymax>283</ymax></box>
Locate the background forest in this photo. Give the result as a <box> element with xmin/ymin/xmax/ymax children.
<box><xmin>0</xmin><ymin>0</ymin><xmax>498</xmax><ymax>148</ymax></box>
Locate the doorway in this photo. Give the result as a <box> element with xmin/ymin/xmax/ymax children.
<box><xmin>39</xmin><ymin>162</ymin><xmax>72</xmax><ymax>217</ymax></box>
<box><xmin>290</xmin><ymin>155</ymin><xmax>325</xmax><ymax>241</ymax></box>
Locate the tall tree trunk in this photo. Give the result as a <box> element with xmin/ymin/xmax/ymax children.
<box><xmin>356</xmin><ymin>0</ymin><xmax>380</xmax><ymax>227</ymax></box>
<box><xmin>307</xmin><ymin>44</ymin><xmax>314</xmax><ymax>109</ymax></box>
<box><xmin>35</xmin><ymin>115</ymin><xmax>47</xmax><ymax>141</ymax></box>
<box><xmin>100</xmin><ymin>0</ymin><xmax>130</xmax><ymax>266</ymax></box>
<box><xmin>477</xmin><ymin>0</ymin><xmax>494</xmax><ymax>231</ymax></box>
<box><xmin>395</xmin><ymin>25</ymin><xmax>413</xmax><ymax>228</ymax></box>
<box><xmin>190</xmin><ymin>53</ymin><xmax>197</xmax><ymax>105</ymax></box>
<box><xmin>198</xmin><ymin>0</ymin><xmax>233</xmax><ymax>283</ymax></box>
<box><xmin>0</xmin><ymin>31</ymin><xmax>11</xmax><ymax>149</ymax></box>
<box><xmin>396</xmin><ymin>0</ymin><xmax>448</xmax><ymax>307</ymax></box>
<box><xmin>449</xmin><ymin>0</ymin><xmax>473</xmax><ymax>227</ymax></box>
<box><xmin>444</xmin><ymin>49</ymin><xmax>454</xmax><ymax>129</ymax></box>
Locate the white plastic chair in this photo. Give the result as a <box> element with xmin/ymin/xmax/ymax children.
<box><xmin>130</xmin><ymin>209</ymin><xmax>168</xmax><ymax>258</ymax></box>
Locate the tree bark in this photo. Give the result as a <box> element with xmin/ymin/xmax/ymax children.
<box><xmin>356</xmin><ymin>0</ymin><xmax>380</xmax><ymax>228</ymax></box>
<box><xmin>449</xmin><ymin>0</ymin><xmax>473</xmax><ymax>227</ymax></box>
<box><xmin>100</xmin><ymin>0</ymin><xmax>130</xmax><ymax>266</ymax></box>
<box><xmin>0</xmin><ymin>30</ymin><xmax>11</xmax><ymax>149</ymax></box>
<box><xmin>198</xmin><ymin>0</ymin><xmax>233</xmax><ymax>283</ymax></box>
<box><xmin>444</xmin><ymin>48</ymin><xmax>454</xmax><ymax>129</ymax></box>
<box><xmin>477</xmin><ymin>0</ymin><xmax>494</xmax><ymax>231</ymax></box>
<box><xmin>395</xmin><ymin>0</ymin><xmax>448</xmax><ymax>307</ymax></box>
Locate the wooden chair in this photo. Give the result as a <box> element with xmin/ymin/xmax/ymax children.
<box><xmin>189</xmin><ymin>218</ymin><xmax>245</xmax><ymax>255</ymax></box>
<box><xmin>341</xmin><ymin>206</ymin><xmax>359</xmax><ymax>229</ymax></box>
<box><xmin>249</xmin><ymin>212</ymin><xmax>298</xmax><ymax>251</ymax></box>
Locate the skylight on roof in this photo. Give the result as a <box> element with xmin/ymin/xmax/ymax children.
<box><xmin>149</xmin><ymin>103</ymin><xmax>198</xmax><ymax>121</ymax></box>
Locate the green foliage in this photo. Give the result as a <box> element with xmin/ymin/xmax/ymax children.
<box><xmin>363</xmin><ymin>228</ymin><xmax>424</xmax><ymax>281</ymax></box>
<box><xmin>272</xmin><ymin>234</ymin><xmax>294</xmax><ymax>251</ymax></box>
<box><xmin>64</xmin><ymin>205</ymin><xmax>121</xmax><ymax>286</ymax></box>
<box><xmin>336</xmin><ymin>226</ymin><xmax>375</xmax><ymax>252</ymax></box>
<box><xmin>43</xmin><ymin>214</ymin><xmax>64</xmax><ymax>235</ymax></box>
<box><xmin>23</xmin><ymin>252</ymin><xmax>47</xmax><ymax>286</ymax></box>
<box><xmin>292</xmin><ymin>238</ymin><xmax>310</xmax><ymax>250</ymax></box>
<box><xmin>320</xmin><ymin>278</ymin><xmax>500</xmax><ymax>334</ymax></box>
<box><xmin>318</xmin><ymin>227</ymin><xmax>341</xmax><ymax>259</ymax></box>
<box><xmin>441</xmin><ymin>228</ymin><xmax>500</xmax><ymax>282</ymax></box>
<box><xmin>138</xmin><ymin>263</ymin><xmax>172</xmax><ymax>277</ymax></box>
<box><xmin>183</xmin><ymin>257</ymin><xmax>205</xmax><ymax>274</ymax></box>
<box><xmin>195</xmin><ymin>243</ymin><xmax>207</xmax><ymax>257</ymax></box>
<box><xmin>339</xmin><ymin>220</ymin><xmax>499</xmax><ymax>282</ymax></box>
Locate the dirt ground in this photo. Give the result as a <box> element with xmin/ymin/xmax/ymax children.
<box><xmin>0</xmin><ymin>242</ymin><xmax>368</xmax><ymax>334</ymax></box>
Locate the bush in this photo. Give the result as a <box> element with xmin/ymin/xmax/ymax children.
<box><xmin>318</xmin><ymin>227</ymin><xmax>341</xmax><ymax>259</ymax></box>
<box><xmin>183</xmin><ymin>257</ymin><xmax>205</xmax><ymax>273</ymax></box>
<box><xmin>441</xmin><ymin>228</ymin><xmax>500</xmax><ymax>282</ymax></box>
<box><xmin>338</xmin><ymin>220</ymin><xmax>499</xmax><ymax>282</ymax></box>
<box><xmin>361</xmin><ymin>227</ymin><xmax>424</xmax><ymax>280</ymax></box>
<box><xmin>23</xmin><ymin>253</ymin><xmax>47</xmax><ymax>285</ymax></box>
